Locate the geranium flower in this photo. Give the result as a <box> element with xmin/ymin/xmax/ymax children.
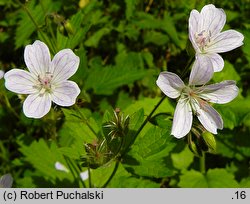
<box><xmin>0</xmin><ymin>70</ymin><xmax>4</xmax><ymax>79</ymax></box>
<box><xmin>156</xmin><ymin>57</ymin><xmax>238</xmax><ymax>138</ymax></box>
<box><xmin>189</xmin><ymin>4</ymin><xmax>244</xmax><ymax>72</ymax></box>
<box><xmin>4</xmin><ymin>40</ymin><xmax>80</xmax><ymax>118</ymax></box>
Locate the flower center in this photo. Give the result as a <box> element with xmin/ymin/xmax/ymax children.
<box><xmin>37</xmin><ymin>72</ymin><xmax>53</xmax><ymax>93</ymax></box>
<box><xmin>195</xmin><ymin>30</ymin><xmax>211</xmax><ymax>51</ymax></box>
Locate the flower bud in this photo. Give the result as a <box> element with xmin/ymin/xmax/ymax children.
<box><xmin>64</xmin><ymin>21</ymin><xmax>74</xmax><ymax>35</ymax></box>
<box><xmin>202</xmin><ymin>131</ymin><xmax>216</xmax><ymax>152</ymax></box>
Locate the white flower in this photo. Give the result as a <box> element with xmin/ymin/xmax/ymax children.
<box><xmin>0</xmin><ymin>174</ymin><xmax>13</xmax><ymax>188</ymax></box>
<box><xmin>0</xmin><ymin>70</ymin><xmax>4</xmax><ymax>79</ymax></box>
<box><xmin>189</xmin><ymin>4</ymin><xmax>244</xmax><ymax>72</ymax></box>
<box><xmin>156</xmin><ymin>57</ymin><xmax>238</xmax><ymax>138</ymax></box>
<box><xmin>55</xmin><ymin>161</ymin><xmax>89</xmax><ymax>181</ymax></box>
<box><xmin>55</xmin><ymin>161</ymin><xmax>69</xmax><ymax>173</ymax></box>
<box><xmin>4</xmin><ymin>40</ymin><xmax>80</xmax><ymax>118</ymax></box>
<box><xmin>80</xmin><ymin>170</ymin><xmax>89</xmax><ymax>181</ymax></box>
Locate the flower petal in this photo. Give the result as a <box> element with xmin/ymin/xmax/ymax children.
<box><xmin>51</xmin><ymin>81</ymin><xmax>80</xmax><ymax>106</ymax></box>
<box><xmin>55</xmin><ymin>162</ymin><xmax>69</xmax><ymax>173</ymax></box>
<box><xmin>156</xmin><ymin>71</ymin><xmax>185</xmax><ymax>99</ymax></box>
<box><xmin>202</xmin><ymin>53</ymin><xmax>224</xmax><ymax>72</ymax></box>
<box><xmin>0</xmin><ymin>174</ymin><xmax>13</xmax><ymax>188</ymax></box>
<box><xmin>198</xmin><ymin>80</ymin><xmax>238</xmax><ymax>104</ymax></box>
<box><xmin>189</xmin><ymin>55</ymin><xmax>213</xmax><ymax>85</ymax></box>
<box><xmin>24</xmin><ymin>40</ymin><xmax>51</xmax><ymax>76</ymax></box>
<box><xmin>189</xmin><ymin>9</ymin><xmax>200</xmax><ymax>51</ymax></box>
<box><xmin>23</xmin><ymin>93</ymin><xmax>51</xmax><ymax>118</ymax></box>
<box><xmin>51</xmin><ymin>49</ymin><xmax>80</xmax><ymax>83</ymax></box>
<box><xmin>0</xmin><ymin>70</ymin><xmax>4</xmax><ymax>79</ymax></box>
<box><xmin>200</xmin><ymin>4</ymin><xmax>226</xmax><ymax>36</ymax></box>
<box><xmin>80</xmin><ymin>171</ymin><xmax>89</xmax><ymax>181</ymax></box>
<box><xmin>171</xmin><ymin>97</ymin><xmax>193</xmax><ymax>138</ymax></box>
<box><xmin>207</xmin><ymin>30</ymin><xmax>244</xmax><ymax>53</ymax></box>
<box><xmin>4</xmin><ymin>69</ymin><xmax>37</xmax><ymax>94</ymax></box>
<box><xmin>192</xmin><ymin>98</ymin><xmax>223</xmax><ymax>134</ymax></box>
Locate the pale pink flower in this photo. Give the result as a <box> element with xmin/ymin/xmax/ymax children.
<box><xmin>189</xmin><ymin>4</ymin><xmax>244</xmax><ymax>72</ymax></box>
<box><xmin>4</xmin><ymin>40</ymin><xmax>80</xmax><ymax>118</ymax></box>
<box><xmin>156</xmin><ymin>57</ymin><xmax>238</xmax><ymax>138</ymax></box>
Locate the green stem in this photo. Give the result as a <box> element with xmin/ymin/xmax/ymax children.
<box><xmin>136</xmin><ymin>95</ymin><xmax>166</xmax><ymax>136</ymax></box>
<box><xmin>4</xmin><ymin>94</ymin><xmax>19</xmax><ymax>119</ymax></box>
<box><xmin>74</xmin><ymin>105</ymin><xmax>99</xmax><ymax>138</ymax></box>
<box><xmin>122</xmin><ymin>95</ymin><xmax>166</xmax><ymax>155</ymax></box>
<box><xmin>64</xmin><ymin>156</ymin><xmax>86</xmax><ymax>188</ymax></box>
<box><xmin>87</xmin><ymin>167</ymin><xmax>92</xmax><ymax>188</ymax></box>
<box><xmin>18</xmin><ymin>0</ymin><xmax>57</xmax><ymax>55</ymax></box>
<box><xmin>102</xmin><ymin>161</ymin><xmax>119</xmax><ymax>188</ymax></box>
<box><xmin>199</xmin><ymin>152</ymin><xmax>206</xmax><ymax>174</ymax></box>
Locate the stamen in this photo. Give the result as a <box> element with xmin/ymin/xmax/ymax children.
<box><xmin>195</xmin><ymin>30</ymin><xmax>211</xmax><ymax>51</ymax></box>
<box><xmin>36</xmin><ymin>72</ymin><xmax>53</xmax><ymax>93</ymax></box>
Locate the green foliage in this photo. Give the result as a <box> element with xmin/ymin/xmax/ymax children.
<box><xmin>179</xmin><ymin>169</ymin><xmax>239</xmax><ymax>187</ymax></box>
<box><xmin>0</xmin><ymin>0</ymin><xmax>249</xmax><ymax>188</ymax></box>
<box><xmin>123</xmin><ymin>125</ymin><xmax>176</xmax><ymax>178</ymax></box>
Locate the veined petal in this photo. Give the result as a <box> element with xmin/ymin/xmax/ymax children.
<box><xmin>171</xmin><ymin>97</ymin><xmax>193</xmax><ymax>138</ymax></box>
<box><xmin>200</xmin><ymin>4</ymin><xmax>226</xmax><ymax>36</ymax></box>
<box><xmin>51</xmin><ymin>81</ymin><xmax>80</xmax><ymax>106</ymax></box>
<box><xmin>189</xmin><ymin>55</ymin><xmax>213</xmax><ymax>85</ymax></box>
<box><xmin>4</xmin><ymin>69</ymin><xmax>37</xmax><ymax>94</ymax></box>
<box><xmin>23</xmin><ymin>93</ymin><xmax>51</xmax><ymax>118</ymax></box>
<box><xmin>24</xmin><ymin>40</ymin><xmax>51</xmax><ymax>76</ymax></box>
<box><xmin>198</xmin><ymin>80</ymin><xmax>238</xmax><ymax>104</ymax></box>
<box><xmin>207</xmin><ymin>30</ymin><xmax>244</xmax><ymax>53</ymax></box>
<box><xmin>0</xmin><ymin>174</ymin><xmax>13</xmax><ymax>188</ymax></box>
<box><xmin>51</xmin><ymin>49</ymin><xmax>79</xmax><ymax>83</ymax></box>
<box><xmin>192</xmin><ymin>98</ymin><xmax>223</xmax><ymax>134</ymax></box>
<box><xmin>156</xmin><ymin>71</ymin><xmax>185</xmax><ymax>99</ymax></box>
<box><xmin>189</xmin><ymin>9</ymin><xmax>200</xmax><ymax>51</ymax></box>
<box><xmin>0</xmin><ymin>70</ymin><xmax>4</xmax><ymax>79</ymax></box>
<box><xmin>202</xmin><ymin>53</ymin><xmax>224</xmax><ymax>72</ymax></box>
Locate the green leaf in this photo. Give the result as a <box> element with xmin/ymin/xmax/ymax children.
<box><xmin>124</xmin><ymin>96</ymin><xmax>174</xmax><ymax>117</ymax></box>
<box><xmin>85</xmin><ymin>56</ymin><xmax>146</xmax><ymax>95</ymax></box>
<box><xmin>58</xmin><ymin>108</ymin><xmax>100</xmax><ymax>158</ymax></box>
<box><xmin>240</xmin><ymin>177</ymin><xmax>250</xmax><ymax>187</ymax></box>
<box><xmin>242</xmin><ymin>31</ymin><xmax>250</xmax><ymax>62</ymax></box>
<box><xmin>61</xmin><ymin>108</ymin><xmax>99</xmax><ymax>141</ymax></box>
<box><xmin>162</xmin><ymin>12</ymin><xmax>182</xmax><ymax>48</ymax></box>
<box><xmin>15</xmin><ymin>0</ymin><xmax>61</xmax><ymax>48</ymax></box>
<box><xmin>215</xmin><ymin>96</ymin><xmax>250</xmax><ymax>128</ymax></box>
<box><xmin>124</xmin><ymin>0</ymin><xmax>139</xmax><ymax>20</ymax></box>
<box><xmin>133</xmin><ymin>12</ymin><xmax>163</xmax><ymax>29</ymax></box>
<box><xmin>179</xmin><ymin>169</ymin><xmax>239</xmax><ymax>187</ymax></box>
<box><xmin>123</xmin><ymin>126</ymin><xmax>176</xmax><ymax>178</ymax></box>
<box><xmin>57</xmin><ymin>11</ymin><xmax>90</xmax><ymax>50</ymax></box>
<box><xmin>212</xmin><ymin>61</ymin><xmax>241</xmax><ymax>83</ymax></box>
<box><xmin>85</xmin><ymin>27</ymin><xmax>111</xmax><ymax>48</ymax></box>
<box><xmin>171</xmin><ymin>146</ymin><xmax>194</xmax><ymax>171</ymax></box>
<box><xmin>18</xmin><ymin>138</ymin><xmax>71</xmax><ymax>182</ymax></box>
<box><xmin>144</xmin><ymin>30</ymin><xmax>169</xmax><ymax>46</ymax></box>
<box><xmin>109</xmin><ymin>164</ymin><xmax>159</xmax><ymax>187</ymax></box>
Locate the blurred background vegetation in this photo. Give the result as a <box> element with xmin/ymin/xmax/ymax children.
<box><xmin>0</xmin><ymin>0</ymin><xmax>250</xmax><ymax>187</ymax></box>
